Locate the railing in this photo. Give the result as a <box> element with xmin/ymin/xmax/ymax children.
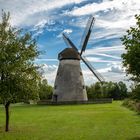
<box><xmin>37</xmin><ymin>98</ymin><xmax>113</xmax><ymax>105</ymax></box>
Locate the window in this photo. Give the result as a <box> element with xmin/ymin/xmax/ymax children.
<box><xmin>54</xmin><ymin>85</ymin><xmax>57</xmax><ymax>89</ymax></box>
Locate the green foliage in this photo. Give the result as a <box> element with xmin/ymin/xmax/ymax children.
<box><xmin>121</xmin><ymin>14</ymin><xmax>140</xmax><ymax>100</ymax></box>
<box><xmin>130</xmin><ymin>84</ymin><xmax>140</xmax><ymax>100</ymax></box>
<box><xmin>86</xmin><ymin>81</ymin><xmax>128</xmax><ymax>100</ymax></box>
<box><xmin>0</xmin><ymin>11</ymin><xmax>40</xmax><ymax>105</ymax></box>
<box><xmin>122</xmin><ymin>98</ymin><xmax>140</xmax><ymax>113</ymax></box>
<box><xmin>118</xmin><ymin>81</ymin><xmax>128</xmax><ymax>99</ymax></box>
<box><xmin>121</xmin><ymin>14</ymin><xmax>140</xmax><ymax>82</ymax></box>
<box><xmin>39</xmin><ymin>79</ymin><xmax>53</xmax><ymax>100</ymax></box>
<box><xmin>86</xmin><ymin>82</ymin><xmax>102</xmax><ymax>100</ymax></box>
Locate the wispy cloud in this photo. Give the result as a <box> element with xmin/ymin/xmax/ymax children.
<box><xmin>63</xmin><ymin>29</ymin><xmax>73</xmax><ymax>34</ymax></box>
<box><xmin>82</xmin><ymin>61</ymin><xmax>128</xmax><ymax>85</ymax></box>
<box><xmin>83</xmin><ymin>45</ymin><xmax>124</xmax><ymax>62</ymax></box>
<box><xmin>0</xmin><ymin>0</ymin><xmax>85</xmax><ymax>26</ymax></box>
<box><xmin>35</xmin><ymin>58</ymin><xmax>58</xmax><ymax>63</ymax></box>
<box><xmin>39</xmin><ymin>64</ymin><xmax>58</xmax><ymax>85</ymax></box>
<box><xmin>90</xmin><ymin>53</ymin><xmax>121</xmax><ymax>60</ymax></box>
<box><xmin>84</xmin><ymin>45</ymin><xmax>124</xmax><ymax>54</ymax></box>
<box><xmin>67</xmin><ymin>0</ymin><xmax>140</xmax><ymax>18</ymax></box>
<box><xmin>65</xmin><ymin>0</ymin><xmax>140</xmax><ymax>42</ymax></box>
<box><xmin>57</xmin><ymin>29</ymin><xmax>73</xmax><ymax>38</ymax></box>
<box><xmin>85</xmin><ymin>57</ymin><xmax>120</xmax><ymax>63</ymax></box>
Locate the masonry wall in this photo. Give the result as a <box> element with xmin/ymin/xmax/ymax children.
<box><xmin>53</xmin><ymin>59</ymin><xmax>88</xmax><ymax>102</ymax></box>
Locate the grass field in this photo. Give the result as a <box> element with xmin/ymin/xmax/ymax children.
<box><xmin>0</xmin><ymin>101</ymin><xmax>140</xmax><ymax>140</ymax></box>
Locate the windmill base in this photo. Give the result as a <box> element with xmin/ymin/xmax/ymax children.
<box><xmin>53</xmin><ymin>59</ymin><xmax>88</xmax><ymax>102</ymax></box>
<box><xmin>37</xmin><ymin>98</ymin><xmax>113</xmax><ymax>105</ymax></box>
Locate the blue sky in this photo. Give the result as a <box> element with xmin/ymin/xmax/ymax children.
<box><xmin>0</xmin><ymin>0</ymin><xmax>140</xmax><ymax>86</ymax></box>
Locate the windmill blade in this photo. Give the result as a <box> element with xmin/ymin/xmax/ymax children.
<box><xmin>81</xmin><ymin>56</ymin><xmax>105</xmax><ymax>83</ymax></box>
<box><xmin>62</xmin><ymin>33</ymin><xmax>105</xmax><ymax>83</ymax></box>
<box><xmin>62</xmin><ymin>33</ymin><xmax>78</xmax><ymax>52</ymax></box>
<box><xmin>81</xmin><ymin>56</ymin><xmax>104</xmax><ymax>83</ymax></box>
<box><xmin>80</xmin><ymin>16</ymin><xmax>95</xmax><ymax>55</ymax></box>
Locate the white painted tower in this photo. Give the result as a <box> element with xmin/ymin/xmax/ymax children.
<box><xmin>53</xmin><ymin>48</ymin><xmax>88</xmax><ymax>102</ymax></box>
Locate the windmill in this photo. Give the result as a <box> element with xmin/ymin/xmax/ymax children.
<box><xmin>52</xmin><ymin>16</ymin><xmax>104</xmax><ymax>102</ymax></box>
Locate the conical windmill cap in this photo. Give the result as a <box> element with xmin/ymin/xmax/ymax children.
<box><xmin>58</xmin><ymin>48</ymin><xmax>80</xmax><ymax>60</ymax></box>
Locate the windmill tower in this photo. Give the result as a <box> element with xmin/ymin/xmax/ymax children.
<box><xmin>53</xmin><ymin>16</ymin><xmax>104</xmax><ymax>102</ymax></box>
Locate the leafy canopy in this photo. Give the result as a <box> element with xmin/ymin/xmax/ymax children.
<box><xmin>86</xmin><ymin>81</ymin><xmax>128</xmax><ymax>100</ymax></box>
<box><xmin>121</xmin><ymin>14</ymin><xmax>140</xmax><ymax>82</ymax></box>
<box><xmin>0</xmin><ymin>11</ymin><xmax>41</xmax><ymax>104</ymax></box>
<box><xmin>39</xmin><ymin>79</ymin><xmax>53</xmax><ymax>100</ymax></box>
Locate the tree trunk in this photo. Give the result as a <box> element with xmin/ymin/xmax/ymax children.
<box><xmin>5</xmin><ymin>101</ymin><xmax>10</xmax><ymax>132</ymax></box>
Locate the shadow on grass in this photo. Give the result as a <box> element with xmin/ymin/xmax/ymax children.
<box><xmin>137</xmin><ymin>112</ymin><xmax>140</xmax><ymax>115</ymax></box>
<box><xmin>129</xmin><ymin>137</ymin><xmax>140</xmax><ymax>140</ymax></box>
<box><xmin>0</xmin><ymin>126</ymin><xmax>4</xmax><ymax>133</ymax></box>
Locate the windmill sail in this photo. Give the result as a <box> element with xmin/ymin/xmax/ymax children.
<box><xmin>62</xmin><ymin>34</ymin><xmax>104</xmax><ymax>83</ymax></box>
<box><xmin>81</xmin><ymin>56</ymin><xmax>104</xmax><ymax>83</ymax></box>
<box><xmin>53</xmin><ymin>15</ymin><xmax>105</xmax><ymax>102</ymax></box>
<box><xmin>80</xmin><ymin>16</ymin><xmax>95</xmax><ymax>55</ymax></box>
<box><xmin>62</xmin><ymin>33</ymin><xmax>78</xmax><ymax>51</ymax></box>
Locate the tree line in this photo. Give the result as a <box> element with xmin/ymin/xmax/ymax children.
<box><xmin>36</xmin><ymin>80</ymin><xmax>128</xmax><ymax>101</ymax></box>
<box><xmin>86</xmin><ymin>81</ymin><xmax>128</xmax><ymax>100</ymax></box>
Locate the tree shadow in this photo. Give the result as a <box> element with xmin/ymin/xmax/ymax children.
<box><xmin>128</xmin><ymin>137</ymin><xmax>140</xmax><ymax>140</ymax></box>
<box><xmin>137</xmin><ymin>112</ymin><xmax>140</xmax><ymax>115</ymax></box>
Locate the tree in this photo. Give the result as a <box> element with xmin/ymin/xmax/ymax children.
<box><xmin>86</xmin><ymin>81</ymin><xmax>128</xmax><ymax>100</ymax></box>
<box><xmin>86</xmin><ymin>85</ymin><xmax>96</xmax><ymax>100</ymax></box>
<box><xmin>118</xmin><ymin>81</ymin><xmax>128</xmax><ymax>99</ymax></box>
<box><xmin>121</xmin><ymin>14</ymin><xmax>140</xmax><ymax>83</ymax></box>
<box><xmin>0</xmin><ymin>11</ymin><xmax>40</xmax><ymax>131</ymax></box>
<box><xmin>131</xmin><ymin>84</ymin><xmax>140</xmax><ymax>100</ymax></box>
<box><xmin>94</xmin><ymin>82</ymin><xmax>102</xmax><ymax>98</ymax></box>
<box><xmin>101</xmin><ymin>82</ymin><xmax>109</xmax><ymax>98</ymax></box>
<box><xmin>39</xmin><ymin>79</ymin><xmax>53</xmax><ymax>100</ymax></box>
<box><xmin>86</xmin><ymin>82</ymin><xmax>102</xmax><ymax>100</ymax></box>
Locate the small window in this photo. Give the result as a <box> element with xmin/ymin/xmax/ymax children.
<box><xmin>80</xmin><ymin>72</ymin><xmax>82</xmax><ymax>75</ymax></box>
<box><xmin>54</xmin><ymin>85</ymin><xmax>57</xmax><ymax>89</ymax></box>
<box><xmin>83</xmin><ymin>85</ymin><xmax>85</xmax><ymax>89</ymax></box>
<box><xmin>57</xmin><ymin>72</ymin><xmax>59</xmax><ymax>76</ymax></box>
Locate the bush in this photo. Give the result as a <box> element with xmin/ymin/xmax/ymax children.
<box><xmin>122</xmin><ymin>99</ymin><xmax>140</xmax><ymax>113</ymax></box>
<box><xmin>86</xmin><ymin>81</ymin><xmax>128</xmax><ymax>100</ymax></box>
<box><xmin>131</xmin><ymin>84</ymin><xmax>140</xmax><ymax>100</ymax></box>
<box><xmin>39</xmin><ymin>79</ymin><xmax>53</xmax><ymax>100</ymax></box>
<box><xmin>135</xmin><ymin>102</ymin><xmax>140</xmax><ymax>112</ymax></box>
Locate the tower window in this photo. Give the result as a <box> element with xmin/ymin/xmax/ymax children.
<box><xmin>80</xmin><ymin>72</ymin><xmax>82</xmax><ymax>75</ymax></box>
<box><xmin>54</xmin><ymin>85</ymin><xmax>57</xmax><ymax>89</ymax></box>
<box><xmin>83</xmin><ymin>85</ymin><xmax>85</xmax><ymax>89</ymax></box>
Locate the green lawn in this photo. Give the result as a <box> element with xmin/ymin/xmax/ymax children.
<box><xmin>0</xmin><ymin>101</ymin><xmax>140</xmax><ymax>140</ymax></box>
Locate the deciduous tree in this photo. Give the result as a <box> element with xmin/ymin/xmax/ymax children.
<box><xmin>121</xmin><ymin>14</ymin><xmax>140</xmax><ymax>82</ymax></box>
<box><xmin>0</xmin><ymin>11</ymin><xmax>40</xmax><ymax>131</ymax></box>
<box><xmin>39</xmin><ymin>79</ymin><xmax>53</xmax><ymax>100</ymax></box>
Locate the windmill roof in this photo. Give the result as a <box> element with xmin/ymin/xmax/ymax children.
<box><xmin>58</xmin><ymin>48</ymin><xmax>80</xmax><ymax>60</ymax></box>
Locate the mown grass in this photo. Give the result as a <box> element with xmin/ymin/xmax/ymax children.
<box><xmin>0</xmin><ymin>101</ymin><xmax>140</xmax><ymax>140</ymax></box>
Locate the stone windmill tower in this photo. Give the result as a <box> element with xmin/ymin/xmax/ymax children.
<box><xmin>53</xmin><ymin>16</ymin><xmax>104</xmax><ymax>102</ymax></box>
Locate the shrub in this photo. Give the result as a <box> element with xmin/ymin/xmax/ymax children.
<box><xmin>122</xmin><ymin>99</ymin><xmax>140</xmax><ymax>113</ymax></box>
<box><xmin>131</xmin><ymin>84</ymin><xmax>140</xmax><ymax>100</ymax></box>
